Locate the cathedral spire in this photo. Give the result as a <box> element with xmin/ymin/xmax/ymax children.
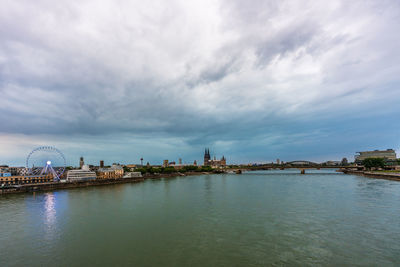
<box><xmin>204</xmin><ymin>147</ymin><xmax>211</xmax><ymax>166</ymax></box>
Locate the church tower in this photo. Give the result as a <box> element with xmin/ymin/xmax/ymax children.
<box><xmin>221</xmin><ymin>155</ymin><xmax>226</xmax><ymax>166</ymax></box>
<box><xmin>204</xmin><ymin>148</ymin><xmax>210</xmax><ymax>166</ymax></box>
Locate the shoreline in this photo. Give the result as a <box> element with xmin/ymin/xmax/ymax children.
<box><xmin>342</xmin><ymin>170</ymin><xmax>400</xmax><ymax>182</ymax></box>
<box><xmin>4</xmin><ymin>169</ymin><xmax>399</xmax><ymax>195</ymax></box>
<box><xmin>0</xmin><ymin>171</ymin><xmax>215</xmax><ymax>195</ymax></box>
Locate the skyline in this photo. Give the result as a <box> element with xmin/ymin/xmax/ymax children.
<box><xmin>1</xmin><ymin>0</ymin><xmax>400</xmax><ymax>165</ymax></box>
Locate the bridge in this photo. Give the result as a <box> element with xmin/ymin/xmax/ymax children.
<box><xmin>228</xmin><ymin>162</ymin><xmax>358</xmax><ymax>174</ymax></box>
<box><xmin>286</xmin><ymin>160</ymin><xmax>318</xmax><ymax>165</ymax></box>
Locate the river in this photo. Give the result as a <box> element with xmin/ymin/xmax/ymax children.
<box><xmin>1</xmin><ymin>169</ymin><xmax>400</xmax><ymax>266</ymax></box>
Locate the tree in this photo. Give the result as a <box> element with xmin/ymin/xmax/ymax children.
<box><xmin>135</xmin><ymin>167</ymin><xmax>147</xmax><ymax>174</ymax></box>
<box><xmin>178</xmin><ymin>165</ymin><xmax>199</xmax><ymax>173</ymax></box>
<box><xmin>199</xmin><ymin>166</ymin><xmax>213</xmax><ymax>172</ymax></box>
<box><xmin>362</xmin><ymin>158</ymin><xmax>385</xmax><ymax>170</ymax></box>
<box><xmin>161</xmin><ymin>167</ymin><xmax>176</xmax><ymax>174</ymax></box>
<box><xmin>123</xmin><ymin>166</ymin><xmax>130</xmax><ymax>172</ymax></box>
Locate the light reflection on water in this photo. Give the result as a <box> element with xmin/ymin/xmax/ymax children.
<box><xmin>44</xmin><ymin>193</ymin><xmax>56</xmax><ymax>229</ymax></box>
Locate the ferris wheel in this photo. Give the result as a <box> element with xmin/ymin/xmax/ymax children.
<box><xmin>26</xmin><ymin>146</ymin><xmax>66</xmax><ymax>181</ymax></box>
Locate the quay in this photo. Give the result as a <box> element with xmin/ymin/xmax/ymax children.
<box><xmin>0</xmin><ymin>171</ymin><xmax>211</xmax><ymax>195</ymax></box>
<box><xmin>341</xmin><ymin>169</ymin><xmax>400</xmax><ymax>182</ymax></box>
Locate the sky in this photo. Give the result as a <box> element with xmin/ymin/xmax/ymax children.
<box><xmin>1</xmin><ymin>0</ymin><xmax>400</xmax><ymax>166</ymax></box>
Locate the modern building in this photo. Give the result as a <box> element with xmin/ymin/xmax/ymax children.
<box><xmin>97</xmin><ymin>164</ymin><xmax>124</xmax><ymax>179</ymax></box>
<box><xmin>66</xmin><ymin>165</ymin><xmax>96</xmax><ymax>182</ymax></box>
<box><xmin>203</xmin><ymin>148</ymin><xmax>226</xmax><ymax>167</ymax></box>
<box><xmin>355</xmin><ymin>149</ymin><xmax>397</xmax><ymax>163</ymax></box>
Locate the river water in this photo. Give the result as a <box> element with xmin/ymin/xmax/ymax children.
<box><xmin>1</xmin><ymin>170</ymin><xmax>400</xmax><ymax>266</ymax></box>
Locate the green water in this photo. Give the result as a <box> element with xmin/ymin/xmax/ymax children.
<box><xmin>1</xmin><ymin>170</ymin><xmax>400</xmax><ymax>266</ymax></box>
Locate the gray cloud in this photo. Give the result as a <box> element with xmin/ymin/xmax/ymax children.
<box><xmin>1</xmin><ymin>0</ymin><xmax>400</xmax><ymax>163</ymax></box>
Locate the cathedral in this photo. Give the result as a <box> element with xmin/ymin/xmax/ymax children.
<box><xmin>203</xmin><ymin>148</ymin><xmax>226</xmax><ymax>167</ymax></box>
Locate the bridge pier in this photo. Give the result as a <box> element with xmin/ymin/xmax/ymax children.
<box><xmin>300</xmin><ymin>169</ymin><xmax>305</xmax><ymax>174</ymax></box>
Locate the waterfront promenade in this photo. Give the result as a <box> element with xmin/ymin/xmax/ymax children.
<box><xmin>0</xmin><ymin>171</ymin><xmax>211</xmax><ymax>195</ymax></box>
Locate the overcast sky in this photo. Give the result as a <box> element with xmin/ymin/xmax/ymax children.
<box><xmin>1</xmin><ymin>0</ymin><xmax>400</xmax><ymax>166</ymax></box>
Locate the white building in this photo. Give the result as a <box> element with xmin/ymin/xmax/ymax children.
<box><xmin>67</xmin><ymin>165</ymin><xmax>96</xmax><ymax>182</ymax></box>
<box><xmin>355</xmin><ymin>149</ymin><xmax>397</xmax><ymax>163</ymax></box>
<box><xmin>123</xmin><ymin>172</ymin><xmax>142</xmax><ymax>178</ymax></box>
<box><xmin>324</xmin><ymin>161</ymin><xmax>341</xmax><ymax>166</ymax></box>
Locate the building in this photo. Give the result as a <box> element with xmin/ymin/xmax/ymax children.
<box><xmin>6</xmin><ymin>167</ymin><xmax>28</xmax><ymax>176</ymax></box>
<box><xmin>204</xmin><ymin>148</ymin><xmax>210</xmax><ymax>165</ymax></box>
<box><xmin>97</xmin><ymin>164</ymin><xmax>124</xmax><ymax>179</ymax></box>
<box><xmin>66</xmin><ymin>165</ymin><xmax>96</xmax><ymax>182</ymax></box>
<box><xmin>0</xmin><ymin>166</ymin><xmax>27</xmax><ymax>176</ymax></box>
<box><xmin>123</xmin><ymin>172</ymin><xmax>142</xmax><ymax>178</ymax></box>
<box><xmin>355</xmin><ymin>149</ymin><xmax>397</xmax><ymax>163</ymax></box>
<box><xmin>0</xmin><ymin>175</ymin><xmax>53</xmax><ymax>186</ymax></box>
<box><xmin>124</xmin><ymin>164</ymin><xmax>137</xmax><ymax>172</ymax></box>
<box><xmin>324</xmin><ymin>161</ymin><xmax>341</xmax><ymax>166</ymax></box>
<box><xmin>80</xmin><ymin>157</ymin><xmax>84</xmax><ymax>168</ymax></box>
<box><xmin>125</xmin><ymin>164</ymin><xmax>136</xmax><ymax>168</ymax></box>
<box><xmin>203</xmin><ymin>148</ymin><xmax>227</xmax><ymax>167</ymax></box>
<box><xmin>100</xmin><ymin>160</ymin><xmax>104</xmax><ymax>168</ymax></box>
<box><xmin>163</xmin><ymin>160</ymin><xmax>169</xmax><ymax>168</ymax></box>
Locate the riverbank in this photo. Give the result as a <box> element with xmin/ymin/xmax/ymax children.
<box><xmin>342</xmin><ymin>169</ymin><xmax>400</xmax><ymax>181</ymax></box>
<box><xmin>0</xmin><ymin>171</ymin><xmax>215</xmax><ymax>195</ymax></box>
